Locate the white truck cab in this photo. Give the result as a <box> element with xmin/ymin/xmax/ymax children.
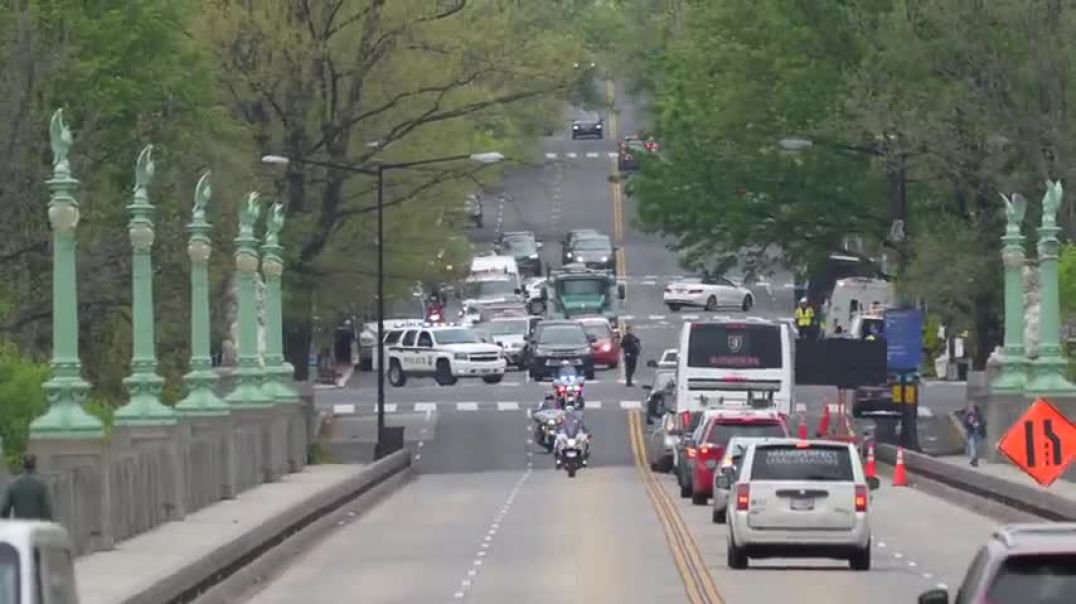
<box><xmin>385</xmin><ymin>325</ymin><xmax>507</xmax><ymax>386</ymax></box>
<box><xmin>0</xmin><ymin>520</ymin><xmax>78</xmax><ymax>603</ymax></box>
<box><xmin>823</xmin><ymin>278</ymin><xmax>893</xmax><ymax>338</ymax></box>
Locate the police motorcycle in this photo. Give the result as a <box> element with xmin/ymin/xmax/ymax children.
<box><xmin>554</xmin><ymin>406</ymin><xmax>590</xmax><ymax>478</ymax></box>
<box><xmin>532</xmin><ymin>395</ymin><xmax>562</xmax><ymax>452</ymax></box>
<box><xmin>552</xmin><ymin>362</ymin><xmax>586</xmax><ymax>409</ymax></box>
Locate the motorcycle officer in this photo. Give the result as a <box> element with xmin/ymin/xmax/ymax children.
<box><xmin>553</xmin><ymin>405</ymin><xmax>591</xmax><ymax>467</ymax></box>
<box><xmin>554</xmin><ymin>361</ymin><xmax>586</xmax><ymax>409</ymax></box>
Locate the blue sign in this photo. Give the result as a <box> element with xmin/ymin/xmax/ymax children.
<box><xmin>884</xmin><ymin>308</ymin><xmax>923</xmax><ymax>372</ymax></box>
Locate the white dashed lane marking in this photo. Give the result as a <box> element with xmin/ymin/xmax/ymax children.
<box><xmin>457</xmin><ymin>402</ymin><xmax>479</xmax><ymax>411</ymax></box>
<box><xmin>415</xmin><ymin>402</ymin><xmax>437</xmax><ymax>412</ymax></box>
<box><xmin>585</xmin><ymin>151</ymin><xmax>599</xmax><ymax>158</ymax></box>
<box><xmin>648</xmin><ymin>315</ymin><xmax>666</xmax><ymax>320</ymax></box>
<box><xmin>497</xmin><ymin>402</ymin><xmax>519</xmax><ymax>411</ymax></box>
<box><xmin>332</xmin><ymin>404</ymin><xmax>355</xmax><ymax>414</ymax></box>
<box><xmin>619</xmin><ymin>400</ymin><xmax>642</xmax><ymax>409</ymax></box>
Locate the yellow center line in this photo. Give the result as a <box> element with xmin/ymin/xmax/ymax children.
<box><xmin>628</xmin><ymin>409</ymin><xmax>727</xmax><ymax>604</ymax></box>
<box><xmin>627</xmin><ymin>410</ymin><xmax>706</xmax><ymax>604</ymax></box>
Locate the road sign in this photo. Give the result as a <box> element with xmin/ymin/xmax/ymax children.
<box><xmin>996</xmin><ymin>398</ymin><xmax>1076</xmax><ymax>486</ymax></box>
<box><xmin>884</xmin><ymin>308</ymin><xmax>923</xmax><ymax>372</ymax></box>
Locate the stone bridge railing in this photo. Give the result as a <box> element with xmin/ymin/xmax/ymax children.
<box><xmin>13</xmin><ymin>110</ymin><xmax>318</xmax><ymax>555</ymax></box>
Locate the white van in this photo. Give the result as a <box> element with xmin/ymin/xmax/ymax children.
<box><xmin>0</xmin><ymin>521</ymin><xmax>79</xmax><ymax>603</ymax></box>
<box><xmin>823</xmin><ymin>277</ymin><xmax>893</xmax><ymax>338</ymax></box>
<box><xmin>674</xmin><ymin>317</ymin><xmax>794</xmax><ymax>417</ymax></box>
<box><xmin>469</xmin><ymin>254</ymin><xmax>519</xmax><ymax>279</ymax></box>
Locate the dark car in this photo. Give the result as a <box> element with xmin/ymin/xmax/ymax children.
<box><xmin>565</xmin><ymin>235</ymin><xmax>615</xmax><ymax>271</ymax></box>
<box><xmin>571</xmin><ymin>112</ymin><xmax>604</xmax><ymax>140</ymax></box>
<box><xmin>501</xmin><ymin>236</ymin><xmax>541</xmax><ymax>277</ymax></box>
<box><xmin>525</xmin><ymin>320</ymin><xmax>595</xmax><ymax>380</ymax></box>
<box><xmin>560</xmin><ymin>229</ymin><xmax>601</xmax><ymax>264</ymax></box>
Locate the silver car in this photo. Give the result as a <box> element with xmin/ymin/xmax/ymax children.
<box><xmin>727</xmin><ymin>438</ymin><xmax>879</xmax><ymax>570</ymax></box>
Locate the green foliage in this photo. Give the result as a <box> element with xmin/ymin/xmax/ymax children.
<box><xmin>0</xmin><ymin>343</ymin><xmax>48</xmax><ymax>466</ymax></box>
<box><xmin>1060</xmin><ymin>244</ymin><xmax>1076</xmax><ymax>320</ymax></box>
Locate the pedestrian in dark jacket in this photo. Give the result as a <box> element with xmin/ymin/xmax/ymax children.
<box><xmin>962</xmin><ymin>402</ymin><xmax>986</xmax><ymax>467</ymax></box>
<box><xmin>1</xmin><ymin>454</ymin><xmax>53</xmax><ymax>520</ymax></box>
<box><xmin>620</xmin><ymin>325</ymin><xmax>641</xmax><ymax>386</ymax></box>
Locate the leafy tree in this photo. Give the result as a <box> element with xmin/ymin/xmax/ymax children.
<box><xmin>196</xmin><ymin>0</ymin><xmax>586</xmax><ymax>378</ymax></box>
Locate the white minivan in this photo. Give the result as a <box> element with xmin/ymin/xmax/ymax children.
<box><xmin>469</xmin><ymin>254</ymin><xmax>519</xmax><ymax>279</ymax></box>
<box><xmin>0</xmin><ymin>520</ymin><xmax>79</xmax><ymax>603</ymax></box>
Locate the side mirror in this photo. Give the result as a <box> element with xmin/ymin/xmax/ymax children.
<box><xmin>537</xmin><ymin>241</ymin><xmax>544</xmax><ymax>249</ymax></box>
<box><xmin>646</xmin><ymin>359</ymin><xmax>658</xmax><ymax>368</ymax></box>
<box><xmin>587</xmin><ymin>334</ymin><xmax>597</xmax><ymax>343</ymax></box>
<box><xmin>867</xmin><ymin>476</ymin><xmax>880</xmax><ymax>490</ymax></box>
<box><xmin>917</xmin><ymin>589</ymin><xmax>948</xmax><ymax>604</ymax></box>
<box><xmin>617</xmin><ymin>283</ymin><xmax>627</xmax><ymax>300</ymax></box>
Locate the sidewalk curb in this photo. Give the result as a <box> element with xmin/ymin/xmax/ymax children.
<box><xmin>875</xmin><ymin>443</ymin><xmax>1076</xmax><ymax>521</ymax></box>
<box><xmin>121</xmin><ymin>451</ymin><xmax>411</xmax><ymax>604</ymax></box>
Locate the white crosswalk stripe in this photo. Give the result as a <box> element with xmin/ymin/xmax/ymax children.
<box><xmin>332</xmin><ymin>403</ymin><xmax>355</xmax><ymax>414</ymax></box>
<box><xmin>642</xmin><ymin>281</ymin><xmax>656</xmax><ymax>285</ymax></box>
<box><xmin>585</xmin><ymin>151</ymin><xmax>599</xmax><ymax>158</ymax></box>
<box><xmin>620</xmin><ymin>315</ymin><xmax>635</xmax><ymax>321</ymax></box>
<box><xmin>566</xmin><ymin>152</ymin><xmax>578</xmax><ymax>159</ymax></box>
<box><xmin>457</xmin><ymin>402</ymin><xmax>479</xmax><ymax>411</ymax></box>
<box><xmin>587</xmin><ymin>400</ymin><xmax>603</xmax><ymax>410</ymax></box>
<box><xmin>545</xmin><ymin>152</ymin><xmax>557</xmax><ymax>159</ymax></box>
<box><xmin>415</xmin><ymin>402</ymin><xmax>437</xmax><ymax>412</ymax></box>
<box><xmin>607</xmin><ymin>152</ymin><xmax>618</xmax><ymax>158</ymax></box>
<box><xmin>619</xmin><ymin>400</ymin><xmax>642</xmax><ymax>409</ymax></box>
<box><xmin>497</xmin><ymin>402</ymin><xmax>519</xmax><ymax>411</ymax></box>
<box><xmin>648</xmin><ymin>315</ymin><xmax>666</xmax><ymax>320</ymax></box>
<box><xmin>384</xmin><ymin>403</ymin><xmax>398</xmax><ymax>413</ymax></box>
<box><xmin>682</xmin><ymin>314</ymin><xmax>700</xmax><ymax>320</ymax></box>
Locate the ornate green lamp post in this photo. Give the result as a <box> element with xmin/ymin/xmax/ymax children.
<box><xmin>115</xmin><ymin>145</ymin><xmax>175</xmax><ymax>425</ymax></box>
<box><xmin>177</xmin><ymin>172</ymin><xmax>230</xmax><ymax>415</ymax></box>
<box><xmin>992</xmin><ymin>192</ymin><xmax>1029</xmax><ymax>392</ymax></box>
<box><xmin>1026</xmin><ymin>181</ymin><xmax>1076</xmax><ymax>394</ymax></box>
<box><xmin>260</xmin><ymin>202</ymin><xmax>298</xmax><ymax>403</ymax></box>
<box><xmin>30</xmin><ymin>110</ymin><xmax>103</xmax><ymax>437</ymax></box>
<box><xmin>225</xmin><ymin>192</ymin><xmax>274</xmax><ymax>407</ymax></box>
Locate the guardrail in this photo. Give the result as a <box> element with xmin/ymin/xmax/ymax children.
<box><xmin>874</xmin><ymin>443</ymin><xmax>1076</xmax><ymax>521</ymax></box>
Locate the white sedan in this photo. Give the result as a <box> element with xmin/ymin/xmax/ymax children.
<box><xmin>663</xmin><ymin>276</ymin><xmax>753</xmax><ymax>312</ymax></box>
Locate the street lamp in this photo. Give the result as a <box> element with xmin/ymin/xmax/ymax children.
<box><xmin>261</xmin><ymin>150</ymin><xmax>503</xmax><ymax>459</ymax></box>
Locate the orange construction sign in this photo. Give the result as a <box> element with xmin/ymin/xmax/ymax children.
<box><xmin>996</xmin><ymin>398</ymin><xmax>1076</xmax><ymax>486</ymax></box>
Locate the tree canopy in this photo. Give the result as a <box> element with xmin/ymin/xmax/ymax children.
<box><xmin>611</xmin><ymin>0</ymin><xmax>1076</xmax><ymax>366</ymax></box>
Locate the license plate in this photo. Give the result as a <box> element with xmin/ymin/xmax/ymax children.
<box><xmin>790</xmin><ymin>498</ymin><xmax>814</xmax><ymax>511</ymax></box>
<box><xmin>565</xmin><ymin>450</ymin><xmax>578</xmax><ymax>457</ymax></box>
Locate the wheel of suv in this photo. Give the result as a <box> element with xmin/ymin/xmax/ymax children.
<box><xmin>741</xmin><ymin>295</ymin><xmax>754</xmax><ymax>311</ymax></box>
<box><xmin>434</xmin><ymin>359</ymin><xmax>458</xmax><ymax>386</ymax></box>
<box><xmin>849</xmin><ymin>541</ymin><xmax>871</xmax><ymax>570</ymax></box>
<box><xmin>679</xmin><ymin>482</ymin><xmax>691</xmax><ymax>498</ymax></box>
<box><xmin>691</xmin><ymin>492</ymin><xmax>708</xmax><ymax>506</ymax></box>
<box><xmin>482</xmin><ymin>375</ymin><xmax>503</xmax><ymax>384</ymax></box>
<box><xmin>727</xmin><ymin>538</ymin><xmax>748</xmax><ymax>569</ymax></box>
<box><xmin>667</xmin><ymin>303</ymin><xmax>681</xmax><ymax>312</ymax></box>
<box><xmin>705</xmin><ymin>296</ymin><xmax>717</xmax><ymax>311</ymax></box>
<box><xmin>388</xmin><ymin>360</ymin><xmax>406</xmax><ymax>387</ymax></box>
<box><xmin>712</xmin><ymin>508</ymin><xmax>726</xmax><ymax>524</ymax></box>
<box><xmin>585</xmin><ymin>367</ymin><xmax>596</xmax><ymax>380</ymax></box>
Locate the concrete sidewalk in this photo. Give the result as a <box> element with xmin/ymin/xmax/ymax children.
<box><xmin>77</xmin><ymin>460</ymin><xmax>407</xmax><ymax>604</ymax></box>
<box><xmin>932</xmin><ymin>454</ymin><xmax>1076</xmax><ymax>499</ymax></box>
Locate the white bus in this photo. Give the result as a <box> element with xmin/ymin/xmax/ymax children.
<box><xmin>674</xmin><ymin>317</ymin><xmax>795</xmax><ymax>418</ymax></box>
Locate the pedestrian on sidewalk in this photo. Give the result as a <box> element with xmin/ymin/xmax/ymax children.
<box><xmin>620</xmin><ymin>325</ymin><xmax>641</xmax><ymax>387</ymax></box>
<box><xmin>1</xmin><ymin>454</ymin><xmax>53</xmax><ymax>521</ymax></box>
<box><xmin>961</xmin><ymin>401</ymin><xmax>986</xmax><ymax>467</ymax></box>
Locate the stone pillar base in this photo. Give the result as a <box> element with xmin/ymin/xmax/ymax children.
<box><xmin>180</xmin><ymin>415</ymin><xmax>237</xmax><ymax>506</ymax></box>
<box><xmin>28</xmin><ymin>436</ymin><xmax>113</xmax><ymax>553</ymax></box>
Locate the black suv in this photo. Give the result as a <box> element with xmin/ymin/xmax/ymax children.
<box><xmin>525</xmin><ymin>320</ymin><xmax>596</xmax><ymax>380</ymax></box>
<box><xmin>571</xmin><ymin>113</ymin><xmax>604</xmax><ymax>140</ymax></box>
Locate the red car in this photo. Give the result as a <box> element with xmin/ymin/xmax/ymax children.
<box><xmin>578</xmin><ymin>317</ymin><xmax>620</xmax><ymax>369</ymax></box>
<box><xmin>688</xmin><ymin>409</ymin><xmax>789</xmax><ymax>505</ymax></box>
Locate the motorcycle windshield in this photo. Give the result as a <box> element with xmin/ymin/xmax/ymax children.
<box><xmin>561</xmin><ymin>417</ymin><xmax>583</xmax><ymax>437</ymax></box>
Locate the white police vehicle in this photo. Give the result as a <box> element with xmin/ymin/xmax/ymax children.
<box><xmin>386</xmin><ymin>325</ymin><xmax>507</xmax><ymax>386</ymax></box>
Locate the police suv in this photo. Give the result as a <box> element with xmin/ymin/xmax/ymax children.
<box><xmin>386</xmin><ymin>325</ymin><xmax>507</xmax><ymax>386</ymax></box>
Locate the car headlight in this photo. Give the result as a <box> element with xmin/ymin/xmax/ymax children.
<box><xmin>529</xmin><ymin>254</ymin><xmax>539</xmax><ymax>259</ymax></box>
<box><xmin>596</xmin><ymin>123</ymin><xmax>602</xmax><ymax>128</ymax></box>
<box><xmin>600</xmin><ymin>256</ymin><xmax>608</xmax><ymax>262</ymax></box>
<box><xmin>572</xmin><ymin>124</ymin><xmax>580</xmax><ymax>129</ymax></box>
<box><xmin>454</xmin><ymin>353</ymin><xmax>468</xmax><ymax>360</ymax></box>
<box><xmin>547</xmin><ymin>419</ymin><xmax>556</xmax><ymax>426</ymax></box>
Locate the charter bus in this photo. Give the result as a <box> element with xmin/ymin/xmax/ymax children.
<box><xmin>674</xmin><ymin>316</ymin><xmax>795</xmax><ymax>418</ymax></box>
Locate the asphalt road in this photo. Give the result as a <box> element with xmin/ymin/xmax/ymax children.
<box><xmin>262</xmin><ymin>83</ymin><xmax>986</xmax><ymax>603</ymax></box>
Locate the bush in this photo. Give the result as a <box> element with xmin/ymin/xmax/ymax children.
<box><xmin>0</xmin><ymin>343</ymin><xmax>49</xmax><ymax>466</ymax></box>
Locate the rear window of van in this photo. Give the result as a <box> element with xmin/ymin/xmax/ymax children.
<box><xmin>750</xmin><ymin>445</ymin><xmax>854</xmax><ymax>481</ymax></box>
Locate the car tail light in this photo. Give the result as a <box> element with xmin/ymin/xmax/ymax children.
<box><xmin>680</xmin><ymin>411</ymin><xmax>691</xmax><ymax>427</ymax></box>
<box><xmin>854</xmin><ymin>485</ymin><xmax>868</xmax><ymax>512</ymax></box>
<box><xmin>735</xmin><ymin>484</ymin><xmax>750</xmax><ymax>510</ymax></box>
<box><xmin>686</xmin><ymin>447</ymin><xmax>697</xmax><ymax>459</ymax></box>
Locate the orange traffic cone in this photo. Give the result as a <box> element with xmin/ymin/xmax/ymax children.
<box><xmin>797</xmin><ymin>411</ymin><xmax>809</xmax><ymax>439</ymax></box>
<box><xmin>864</xmin><ymin>441</ymin><xmax>876</xmax><ymax>479</ymax></box>
<box><xmin>892</xmin><ymin>447</ymin><xmax>908</xmax><ymax>487</ymax></box>
<box><xmin>817</xmin><ymin>404</ymin><xmax>831</xmax><ymax>437</ymax></box>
